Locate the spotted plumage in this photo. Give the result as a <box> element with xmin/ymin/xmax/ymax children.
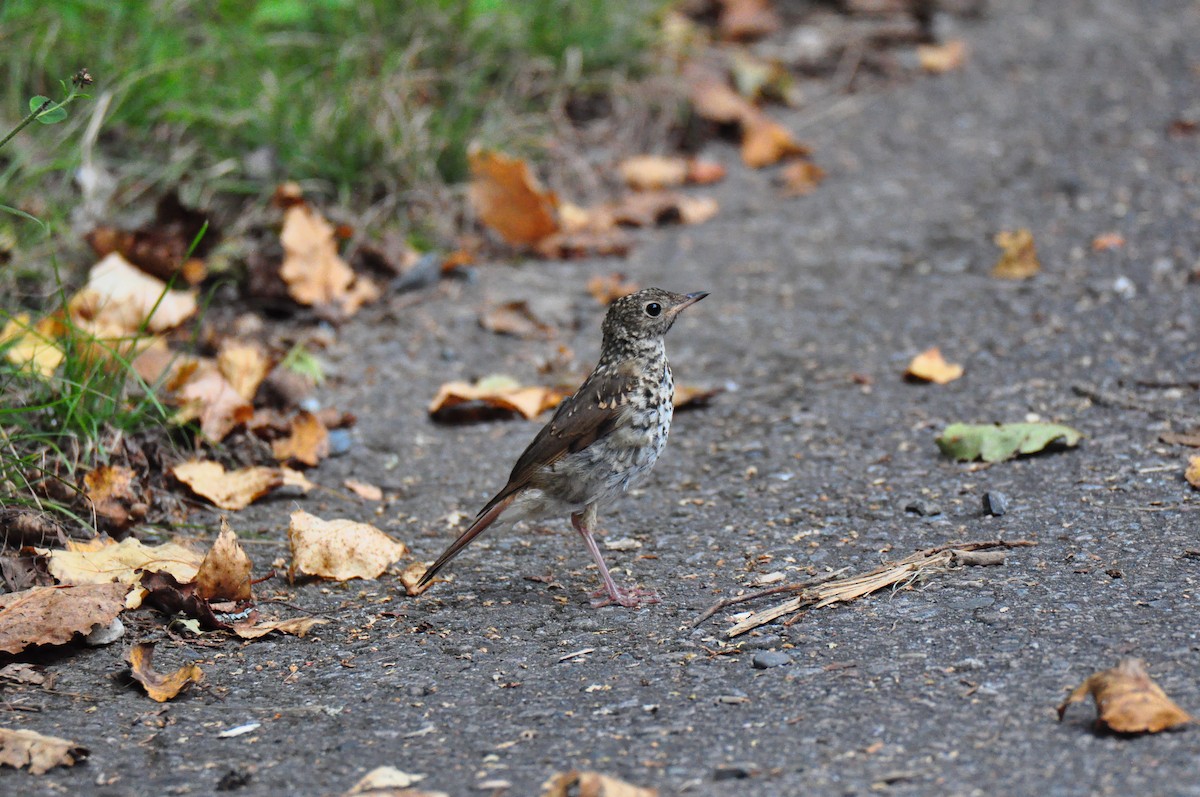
<box><xmin>418</xmin><ymin>288</ymin><xmax>708</xmax><ymax>607</ymax></box>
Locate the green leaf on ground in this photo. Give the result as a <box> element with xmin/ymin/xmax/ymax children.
<box><xmin>936</xmin><ymin>422</ymin><xmax>1082</xmax><ymax>463</ymax></box>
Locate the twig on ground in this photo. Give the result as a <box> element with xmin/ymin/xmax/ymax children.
<box><xmin>689</xmin><ymin>568</ymin><xmax>848</xmax><ymax>628</ymax></box>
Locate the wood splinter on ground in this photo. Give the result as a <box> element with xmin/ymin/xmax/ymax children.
<box><xmin>695</xmin><ymin>539</ymin><xmax>1036</xmax><ymax>637</ymax></box>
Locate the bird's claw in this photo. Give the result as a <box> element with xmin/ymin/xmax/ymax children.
<box><xmin>590</xmin><ymin>585</ymin><xmax>660</xmax><ymax>609</ymax></box>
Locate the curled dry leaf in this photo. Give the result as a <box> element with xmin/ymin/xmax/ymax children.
<box><xmin>741</xmin><ymin>113</ymin><xmax>810</xmax><ymax>168</ymax></box>
<box><xmin>172</xmin><ymin>460</ymin><xmax>283</xmax><ymax>511</ymax></box>
<box><xmin>69</xmin><ymin>253</ymin><xmax>197</xmax><ymax>336</ymax></box>
<box><xmin>344</xmin><ymin>479</ymin><xmax>383</xmax><ymax>501</ymax></box>
<box><xmin>195</xmin><ymin>517</ymin><xmax>253</xmax><ymax>603</ymax></box>
<box><xmin>429</xmin><ymin>375</ymin><xmax>567</xmax><ymax>422</ymax></box>
<box><xmin>0</xmin><ymin>583</ymin><xmax>129</xmax><ymax>655</ymax></box>
<box><xmin>83</xmin><ymin>464</ymin><xmax>139</xmax><ymax>530</ymax></box>
<box><xmin>42</xmin><ymin>538</ymin><xmax>203</xmax><ymax>609</ymax></box>
<box><xmin>217</xmin><ymin>341</ymin><xmax>272</xmax><ymax>402</ymax></box>
<box><xmin>468</xmin><ymin>148</ymin><xmax>559</xmax><ymax>246</ymax></box>
<box><xmin>1057</xmin><ymin>658</ymin><xmax>1193</xmax><ymax>733</ymax></box>
<box><xmin>687</xmin><ymin>62</ymin><xmax>809</xmax><ymax>169</ymax></box>
<box><xmin>1185</xmin><ymin>455</ymin><xmax>1200</xmax><ymax>489</ymax></box>
<box><xmin>992</xmin><ymin>229</ymin><xmax>1041</xmax><ymax>279</ymax></box>
<box><xmin>0</xmin><ymin>313</ymin><xmax>63</xmax><ymax>378</ymax></box>
<box><xmin>587</xmin><ymin>273</ymin><xmax>639</xmax><ymax>305</ymax></box>
<box><xmin>230</xmin><ymin>616</ymin><xmax>328</xmax><ymax>639</ymax></box>
<box><xmin>778</xmin><ymin>160</ymin><xmax>826</xmax><ymax>197</ymax></box>
<box><xmin>905</xmin><ymin>347</ymin><xmax>964</xmax><ymax>384</ymax></box>
<box><xmin>280</xmin><ymin>202</ymin><xmax>379</xmax><ymax>315</ymax></box>
<box><xmin>0</xmin><ymin>728</ymin><xmax>89</xmax><ymax>775</ymax></box>
<box><xmin>288</xmin><ymin>510</ymin><xmax>407</xmax><ymax>581</ymax></box>
<box><xmin>129</xmin><ymin>642</ymin><xmax>203</xmax><ymax>703</ymax></box>
<box><xmin>171</xmin><ymin>360</ymin><xmax>255</xmax><ymax>442</ymax></box>
<box><xmin>917</xmin><ymin>39</ymin><xmax>968</xmax><ymax>74</ymax></box>
<box><xmin>272</xmin><ymin>411</ymin><xmax>330</xmax><ymax>467</ymax></box>
<box><xmin>542</xmin><ymin>770</ymin><xmax>657</xmax><ymax>797</ymax></box>
<box><xmin>400</xmin><ymin>562</ymin><xmax>432</xmax><ymax>596</ymax></box>
<box><xmin>480</xmin><ymin>301</ymin><xmax>556</xmax><ymax>340</ymax></box>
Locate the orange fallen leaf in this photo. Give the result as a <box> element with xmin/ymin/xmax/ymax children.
<box><xmin>272</xmin><ymin>411</ymin><xmax>330</xmax><ymax>468</ymax></box>
<box><xmin>195</xmin><ymin>518</ymin><xmax>253</xmax><ymax>603</ymax></box>
<box><xmin>917</xmin><ymin>39</ymin><xmax>968</xmax><ymax>74</ymax></box>
<box><xmin>279</xmin><ymin>203</ymin><xmax>354</xmax><ymax>306</ymax></box>
<box><xmin>587</xmin><ymin>273</ymin><xmax>639</xmax><ymax>305</ymax></box>
<box><xmin>1091</xmin><ymin>232</ymin><xmax>1126</xmax><ymax>251</ymax></box>
<box><xmin>69</xmin><ymin>253</ymin><xmax>197</xmax><ymax>336</ymax></box>
<box><xmin>779</xmin><ymin>160</ymin><xmax>827</xmax><ymax>197</ymax></box>
<box><xmin>429</xmin><ymin>375</ymin><xmax>567</xmax><ymax>421</ymax></box>
<box><xmin>83</xmin><ymin>464</ymin><xmax>138</xmax><ymax>530</ymax></box>
<box><xmin>992</xmin><ymin>229</ymin><xmax>1041</xmax><ymax>279</ymax></box>
<box><xmin>542</xmin><ymin>770</ymin><xmax>657</xmax><ymax>797</ymax></box>
<box><xmin>1057</xmin><ymin>658</ymin><xmax>1193</xmax><ymax>733</ymax></box>
<box><xmin>129</xmin><ymin>642</ymin><xmax>203</xmax><ymax>702</ymax></box>
<box><xmin>344</xmin><ymin>479</ymin><xmax>383</xmax><ymax>501</ymax></box>
<box><xmin>0</xmin><ymin>583</ymin><xmax>129</xmax><ymax>655</ymax></box>
<box><xmin>480</xmin><ymin>301</ymin><xmax>556</xmax><ymax>340</ymax></box>
<box><xmin>172</xmin><ymin>460</ymin><xmax>283</xmax><ymax>511</ymax></box>
<box><xmin>0</xmin><ymin>728</ymin><xmax>89</xmax><ymax>775</ymax></box>
<box><xmin>905</xmin><ymin>347</ymin><xmax>964</xmax><ymax>385</ymax></box>
<box><xmin>217</xmin><ymin>341</ymin><xmax>271</xmax><ymax>402</ymax></box>
<box><xmin>742</xmin><ymin>112</ymin><xmax>810</xmax><ymax>168</ymax></box>
<box><xmin>0</xmin><ymin>314</ymin><xmax>63</xmax><ymax>378</ymax></box>
<box><xmin>674</xmin><ymin>384</ymin><xmax>724</xmax><ymax>409</ymax></box>
<box><xmin>468</xmin><ymin>148</ymin><xmax>559</xmax><ymax>246</ymax></box>
<box><xmin>288</xmin><ymin>510</ymin><xmax>407</xmax><ymax>581</ymax></box>
<box><xmin>1186</xmin><ymin>455</ymin><xmax>1200</xmax><ymax>489</ymax></box>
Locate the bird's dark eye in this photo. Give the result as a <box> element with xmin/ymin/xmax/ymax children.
<box><xmin>645</xmin><ymin>302</ymin><xmax>662</xmax><ymax>317</ymax></box>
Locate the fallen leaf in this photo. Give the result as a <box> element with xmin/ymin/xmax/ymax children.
<box><xmin>1091</xmin><ymin>232</ymin><xmax>1126</xmax><ymax>251</ymax></box>
<box><xmin>1057</xmin><ymin>658</ymin><xmax>1193</xmax><ymax>733</ymax></box>
<box><xmin>778</xmin><ymin>160</ymin><xmax>826</xmax><ymax>197</ymax></box>
<box><xmin>346</xmin><ymin>766</ymin><xmax>446</xmax><ymax>796</ymax></box>
<box><xmin>230</xmin><ymin>616</ymin><xmax>328</xmax><ymax>639</ymax></box>
<box><xmin>674</xmin><ymin>384</ymin><xmax>724</xmax><ymax>409</ymax></box>
<box><xmin>279</xmin><ymin>203</ymin><xmax>355</xmax><ymax>307</ymax></box>
<box><xmin>587</xmin><ymin>273</ymin><xmax>639</xmax><ymax>305</ymax></box>
<box><xmin>85</xmin><ymin>190</ymin><xmax>214</xmax><ymax>284</ymax></box>
<box><xmin>0</xmin><ymin>583</ymin><xmax>129</xmax><ymax>655</ymax></box>
<box><xmin>288</xmin><ymin>510</ymin><xmax>407</xmax><ymax>581</ymax></box>
<box><xmin>42</xmin><ymin>538</ymin><xmax>203</xmax><ymax>609</ymax></box>
<box><xmin>68</xmin><ymin>253</ymin><xmax>197</xmax><ymax>336</ymax></box>
<box><xmin>0</xmin><ymin>313</ymin><xmax>63</xmax><ymax>377</ymax></box>
<box><xmin>0</xmin><ymin>728</ymin><xmax>89</xmax><ymax>774</ymax></box>
<box><xmin>83</xmin><ymin>464</ymin><xmax>139</xmax><ymax>530</ymax></box>
<box><xmin>480</xmin><ymin>301</ymin><xmax>556</xmax><ymax>340</ymax></box>
<box><xmin>992</xmin><ymin>229</ymin><xmax>1041</xmax><ymax>279</ymax></box>
<box><xmin>905</xmin><ymin>347</ymin><xmax>964</xmax><ymax>384</ymax></box>
<box><xmin>1186</xmin><ymin>456</ymin><xmax>1200</xmax><ymax>489</ymax></box>
<box><xmin>618</xmin><ymin>155</ymin><xmax>689</xmax><ymax>190</ymax></box>
<box><xmin>468</xmin><ymin>148</ymin><xmax>559</xmax><ymax>246</ymax></box>
<box><xmin>171</xmin><ymin>360</ymin><xmax>255</xmax><ymax>442</ymax></box>
<box><xmin>429</xmin><ymin>375</ymin><xmax>567</xmax><ymax>422</ymax></box>
<box><xmin>610</xmin><ymin>191</ymin><xmax>719</xmax><ymax>228</ymax></box>
<box><xmin>195</xmin><ymin>518</ymin><xmax>253</xmax><ymax>603</ymax></box>
<box><xmin>281</xmin><ymin>466</ymin><xmax>317</xmax><ymax>493</ymax></box>
<box><xmin>542</xmin><ymin>770</ymin><xmax>657</xmax><ymax>797</ymax></box>
<box><xmin>272</xmin><ymin>411</ymin><xmax>330</xmax><ymax>467</ymax></box>
<box><xmin>936</xmin><ymin>422</ymin><xmax>1082</xmax><ymax>463</ymax></box>
<box><xmin>1162</xmin><ymin>428</ymin><xmax>1200</xmax><ymax>447</ymax></box>
<box><xmin>741</xmin><ymin>113</ymin><xmax>810</xmax><ymax>168</ymax></box>
<box><xmin>344</xmin><ymin>479</ymin><xmax>383</xmax><ymax>501</ymax></box>
<box><xmin>400</xmin><ymin>562</ymin><xmax>432</xmax><ymax>596</ymax></box>
<box><xmin>917</xmin><ymin>39</ymin><xmax>967</xmax><ymax>74</ymax></box>
<box><xmin>172</xmin><ymin>460</ymin><xmax>283</xmax><ymax>511</ymax></box>
<box><xmin>129</xmin><ymin>642</ymin><xmax>203</xmax><ymax>702</ymax></box>
<box><xmin>717</xmin><ymin>0</ymin><xmax>780</xmax><ymax>41</ymax></box>
<box><xmin>138</xmin><ymin>570</ymin><xmax>230</xmax><ymax>631</ymax></box>
<box><xmin>217</xmin><ymin>341</ymin><xmax>272</xmax><ymax>402</ymax></box>
<box><xmin>687</xmin><ymin>159</ymin><xmax>726</xmax><ymax>185</ymax></box>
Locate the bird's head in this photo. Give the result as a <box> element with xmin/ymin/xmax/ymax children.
<box><xmin>601</xmin><ymin>288</ymin><xmax>708</xmax><ymax>347</ymax></box>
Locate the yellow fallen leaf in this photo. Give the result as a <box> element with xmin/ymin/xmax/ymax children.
<box><xmin>68</xmin><ymin>253</ymin><xmax>197</xmax><ymax>335</ymax></box>
<box><xmin>83</xmin><ymin>464</ymin><xmax>138</xmax><ymax>529</ymax></box>
<box><xmin>905</xmin><ymin>347</ymin><xmax>964</xmax><ymax>384</ymax></box>
<box><xmin>618</xmin><ymin>155</ymin><xmax>689</xmax><ymax>190</ymax></box>
<box><xmin>468</xmin><ymin>148</ymin><xmax>560</xmax><ymax>246</ymax></box>
<box><xmin>0</xmin><ymin>728</ymin><xmax>89</xmax><ymax>775</ymax></box>
<box><xmin>195</xmin><ymin>518</ymin><xmax>253</xmax><ymax>603</ymax></box>
<box><xmin>0</xmin><ymin>314</ymin><xmax>63</xmax><ymax>377</ymax></box>
<box><xmin>429</xmin><ymin>375</ymin><xmax>567</xmax><ymax>421</ymax></box>
<box><xmin>280</xmin><ymin>203</ymin><xmax>355</xmax><ymax>307</ymax></box>
<box><xmin>272</xmin><ymin>411</ymin><xmax>330</xmax><ymax>467</ymax></box>
<box><xmin>917</xmin><ymin>39</ymin><xmax>968</xmax><ymax>74</ymax></box>
<box><xmin>217</xmin><ymin>341</ymin><xmax>271</xmax><ymax>402</ymax></box>
<box><xmin>41</xmin><ymin>538</ymin><xmax>203</xmax><ymax>609</ymax></box>
<box><xmin>1186</xmin><ymin>455</ymin><xmax>1200</xmax><ymax>489</ymax></box>
<box><xmin>172</xmin><ymin>460</ymin><xmax>283</xmax><ymax>511</ymax></box>
<box><xmin>992</xmin><ymin>229</ymin><xmax>1041</xmax><ymax>279</ymax></box>
<box><xmin>281</xmin><ymin>466</ymin><xmax>317</xmax><ymax>493</ymax></box>
<box><xmin>1058</xmin><ymin>658</ymin><xmax>1193</xmax><ymax>733</ymax></box>
<box><xmin>129</xmin><ymin>642</ymin><xmax>203</xmax><ymax>702</ymax></box>
<box><xmin>288</xmin><ymin>510</ymin><xmax>407</xmax><ymax>581</ymax></box>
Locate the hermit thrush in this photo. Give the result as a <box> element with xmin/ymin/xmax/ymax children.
<box><xmin>418</xmin><ymin>288</ymin><xmax>708</xmax><ymax>607</ymax></box>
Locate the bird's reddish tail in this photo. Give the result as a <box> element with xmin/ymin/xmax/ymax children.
<box><xmin>417</xmin><ymin>493</ymin><xmax>516</xmax><ymax>589</ymax></box>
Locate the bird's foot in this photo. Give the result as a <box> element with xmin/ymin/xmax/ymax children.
<box><xmin>590</xmin><ymin>585</ymin><xmax>660</xmax><ymax>609</ymax></box>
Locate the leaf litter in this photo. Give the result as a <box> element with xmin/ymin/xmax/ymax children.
<box><xmin>1058</xmin><ymin>658</ymin><xmax>1192</xmax><ymax>734</ymax></box>
<box><xmin>128</xmin><ymin>641</ymin><xmax>203</xmax><ymax>702</ymax></box>
<box><xmin>0</xmin><ymin>727</ymin><xmax>89</xmax><ymax>775</ymax></box>
<box><xmin>936</xmin><ymin>422</ymin><xmax>1082</xmax><ymax>463</ymax></box>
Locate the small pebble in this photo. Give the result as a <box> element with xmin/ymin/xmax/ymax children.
<box><xmin>905</xmin><ymin>498</ymin><xmax>942</xmax><ymax>517</ymax></box>
<box><xmin>84</xmin><ymin>618</ymin><xmax>124</xmax><ymax>646</ymax></box>
<box><xmin>327</xmin><ymin>428</ymin><xmax>354</xmax><ymax>456</ymax></box>
<box><xmin>751</xmin><ymin>650</ymin><xmax>793</xmax><ymax>669</ymax></box>
<box><xmin>982</xmin><ymin>491</ymin><xmax>1009</xmax><ymax>516</ymax></box>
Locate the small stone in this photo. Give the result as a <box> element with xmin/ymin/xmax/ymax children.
<box><xmin>327</xmin><ymin>428</ymin><xmax>354</xmax><ymax>456</ymax></box>
<box><xmin>904</xmin><ymin>498</ymin><xmax>942</xmax><ymax>517</ymax></box>
<box><xmin>751</xmin><ymin>650</ymin><xmax>793</xmax><ymax>669</ymax></box>
<box><xmin>982</xmin><ymin>491</ymin><xmax>1009</xmax><ymax>516</ymax></box>
<box><xmin>84</xmin><ymin>617</ymin><xmax>124</xmax><ymax>646</ymax></box>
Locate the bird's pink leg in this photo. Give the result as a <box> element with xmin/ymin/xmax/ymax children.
<box><xmin>571</xmin><ymin>506</ymin><xmax>659</xmax><ymax>608</ymax></box>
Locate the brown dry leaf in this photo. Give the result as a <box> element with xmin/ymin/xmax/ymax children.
<box><xmin>69</xmin><ymin>253</ymin><xmax>197</xmax><ymax>336</ymax></box>
<box><xmin>1091</xmin><ymin>232</ymin><xmax>1126</xmax><ymax>251</ymax></box>
<box><xmin>1186</xmin><ymin>456</ymin><xmax>1200</xmax><ymax>489</ymax></box>
<box><xmin>195</xmin><ymin>518</ymin><xmax>253</xmax><ymax>603</ymax></box>
<box><xmin>429</xmin><ymin>375</ymin><xmax>567</xmax><ymax>421</ymax></box>
<box><xmin>230</xmin><ymin>616</ymin><xmax>328</xmax><ymax>639</ymax></box>
<box><xmin>400</xmin><ymin>562</ymin><xmax>432</xmax><ymax>596</ymax></box>
<box><xmin>288</xmin><ymin>510</ymin><xmax>407</xmax><ymax>581</ymax></box>
<box><xmin>534</xmin><ymin>229</ymin><xmax>633</xmax><ymax>260</ymax></box>
<box><xmin>272</xmin><ymin>411</ymin><xmax>330</xmax><ymax>467</ymax></box>
<box><xmin>172</xmin><ymin>360</ymin><xmax>255</xmax><ymax>442</ymax></box>
<box><xmin>674</xmin><ymin>384</ymin><xmax>724</xmax><ymax>409</ymax></box>
<box><xmin>42</xmin><ymin>538</ymin><xmax>203</xmax><ymax>609</ymax></box>
<box><xmin>618</xmin><ymin>155</ymin><xmax>689</xmax><ymax>191</ymax></box>
<box><xmin>779</xmin><ymin>160</ymin><xmax>827</xmax><ymax>197</ymax></box>
<box><xmin>687</xmin><ymin>62</ymin><xmax>754</xmax><ymax>124</ymax></box>
<box><xmin>1057</xmin><ymin>658</ymin><xmax>1193</xmax><ymax>733</ymax></box>
<box><xmin>0</xmin><ymin>583</ymin><xmax>129</xmax><ymax>655</ymax></box>
<box><xmin>280</xmin><ymin>203</ymin><xmax>356</xmax><ymax>307</ymax></box>
<box><xmin>217</xmin><ymin>341</ymin><xmax>271</xmax><ymax>402</ymax></box>
<box><xmin>0</xmin><ymin>728</ymin><xmax>89</xmax><ymax>775</ymax></box>
<box><xmin>282</xmin><ymin>466</ymin><xmax>317</xmax><ymax>493</ymax></box>
<box><xmin>905</xmin><ymin>347</ymin><xmax>964</xmax><ymax>385</ymax></box>
<box><xmin>992</xmin><ymin>229</ymin><xmax>1041</xmax><ymax>279</ymax></box>
<box><xmin>610</xmin><ymin>191</ymin><xmax>718</xmax><ymax>228</ymax></box>
<box><xmin>129</xmin><ymin>642</ymin><xmax>203</xmax><ymax>702</ymax></box>
<box><xmin>542</xmin><ymin>770</ymin><xmax>657</xmax><ymax>797</ymax></box>
<box><xmin>83</xmin><ymin>464</ymin><xmax>138</xmax><ymax>529</ymax></box>
<box><xmin>129</xmin><ymin>336</ymin><xmax>194</xmax><ymax>386</ymax></box>
<box><xmin>85</xmin><ymin>191</ymin><xmax>214</xmax><ymax>284</ymax></box>
<box><xmin>717</xmin><ymin>0</ymin><xmax>781</xmax><ymax>41</ymax></box>
<box><xmin>480</xmin><ymin>301</ymin><xmax>556</xmax><ymax>340</ymax></box>
<box><xmin>687</xmin><ymin>159</ymin><xmax>727</xmax><ymax>185</ymax></box>
<box><xmin>468</xmin><ymin>148</ymin><xmax>559</xmax><ymax>246</ymax></box>
<box><xmin>0</xmin><ymin>314</ymin><xmax>63</xmax><ymax>378</ymax></box>
<box><xmin>344</xmin><ymin>479</ymin><xmax>383</xmax><ymax>501</ymax></box>
<box><xmin>917</xmin><ymin>39</ymin><xmax>968</xmax><ymax>73</ymax></box>
<box><xmin>587</xmin><ymin>273</ymin><xmax>639</xmax><ymax>305</ymax></box>
<box><xmin>172</xmin><ymin>460</ymin><xmax>283</xmax><ymax>511</ymax></box>
<box><xmin>742</xmin><ymin>112</ymin><xmax>810</xmax><ymax>168</ymax></box>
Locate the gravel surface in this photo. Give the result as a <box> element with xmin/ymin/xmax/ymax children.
<box><xmin>9</xmin><ymin>1</ymin><xmax>1200</xmax><ymax>795</ymax></box>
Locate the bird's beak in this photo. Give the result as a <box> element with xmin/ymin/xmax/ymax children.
<box><xmin>668</xmin><ymin>291</ymin><xmax>709</xmax><ymax>317</ymax></box>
